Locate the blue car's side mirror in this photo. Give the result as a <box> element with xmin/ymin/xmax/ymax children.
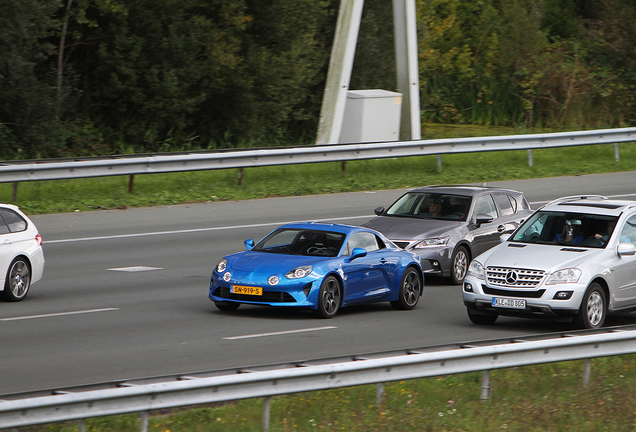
<box><xmin>244</xmin><ymin>239</ymin><xmax>255</xmax><ymax>250</ymax></box>
<box><xmin>346</xmin><ymin>247</ymin><xmax>367</xmax><ymax>262</ymax></box>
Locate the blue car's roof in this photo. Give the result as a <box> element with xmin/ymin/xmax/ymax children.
<box><xmin>276</xmin><ymin>222</ymin><xmax>370</xmax><ymax>235</ymax></box>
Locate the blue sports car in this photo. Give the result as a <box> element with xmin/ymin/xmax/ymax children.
<box><xmin>209</xmin><ymin>222</ymin><xmax>424</xmax><ymax>318</ymax></box>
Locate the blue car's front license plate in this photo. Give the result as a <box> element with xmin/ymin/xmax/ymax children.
<box><xmin>231</xmin><ymin>285</ymin><xmax>263</xmax><ymax>296</ymax></box>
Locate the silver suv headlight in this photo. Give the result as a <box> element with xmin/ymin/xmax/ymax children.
<box><xmin>467</xmin><ymin>260</ymin><xmax>485</xmax><ymax>280</ymax></box>
<box><xmin>546</xmin><ymin>268</ymin><xmax>581</xmax><ymax>285</ymax></box>
<box><xmin>413</xmin><ymin>237</ymin><xmax>449</xmax><ymax>249</ymax></box>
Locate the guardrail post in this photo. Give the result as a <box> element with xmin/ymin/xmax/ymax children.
<box><xmin>480</xmin><ymin>370</ymin><xmax>491</xmax><ymax>401</ymax></box>
<box><xmin>614</xmin><ymin>143</ymin><xmax>620</xmax><ymax>162</ymax></box>
<box><xmin>78</xmin><ymin>419</ymin><xmax>86</xmax><ymax>432</ymax></box>
<box><xmin>262</xmin><ymin>396</ymin><xmax>271</xmax><ymax>431</ymax></box>
<box><xmin>12</xmin><ymin>182</ymin><xmax>18</xmax><ymax>202</ymax></box>
<box><xmin>376</xmin><ymin>383</ymin><xmax>384</xmax><ymax>404</ymax></box>
<box><xmin>128</xmin><ymin>175</ymin><xmax>134</xmax><ymax>194</ymax></box>
<box><xmin>436</xmin><ymin>155</ymin><xmax>442</xmax><ymax>172</ymax></box>
<box><xmin>238</xmin><ymin>168</ymin><xmax>243</xmax><ymax>186</ymax></box>
<box><xmin>527</xmin><ymin>149</ymin><xmax>533</xmax><ymax>167</ymax></box>
<box><xmin>583</xmin><ymin>358</ymin><xmax>592</xmax><ymax>387</ymax></box>
<box><xmin>140</xmin><ymin>411</ymin><xmax>149</xmax><ymax>432</ymax></box>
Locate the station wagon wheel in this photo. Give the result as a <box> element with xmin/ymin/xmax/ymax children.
<box><xmin>391</xmin><ymin>266</ymin><xmax>421</xmax><ymax>310</ymax></box>
<box><xmin>214</xmin><ymin>301</ymin><xmax>241</xmax><ymax>312</ymax></box>
<box><xmin>316</xmin><ymin>276</ymin><xmax>341</xmax><ymax>318</ymax></box>
<box><xmin>575</xmin><ymin>283</ymin><xmax>606</xmax><ymax>329</ymax></box>
<box><xmin>467</xmin><ymin>307</ymin><xmax>498</xmax><ymax>325</ymax></box>
<box><xmin>450</xmin><ymin>246</ymin><xmax>469</xmax><ymax>285</ymax></box>
<box><xmin>3</xmin><ymin>258</ymin><xmax>31</xmax><ymax>302</ymax></box>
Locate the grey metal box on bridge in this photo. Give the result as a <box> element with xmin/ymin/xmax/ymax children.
<box><xmin>339</xmin><ymin>89</ymin><xmax>402</xmax><ymax>144</ymax></box>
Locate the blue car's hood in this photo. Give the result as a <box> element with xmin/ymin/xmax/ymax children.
<box><xmin>229</xmin><ymin>251</ymin><xmax>322</xmax><ymax>272</ymax></box>
<box><xmin>364</xmin><ymin>216</ymin><xmax>460</xmax><ymax>240</ymax></box>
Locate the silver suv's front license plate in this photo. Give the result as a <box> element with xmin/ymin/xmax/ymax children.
<box><xmin>492</xmin><ymin>297</ymin><xmax>526</xmax><ymax>309</ymax></box>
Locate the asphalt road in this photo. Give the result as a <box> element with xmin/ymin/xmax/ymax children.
<box><xmin>1</xmin><ymin>171</ymin><xmax>635</xmax><ymax>395</ymax></box>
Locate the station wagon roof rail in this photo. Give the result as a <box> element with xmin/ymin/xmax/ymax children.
<box><xmin>540</xmin><ymin>195</ymin><xmax>608</xmax><ymax>209</ymax></box>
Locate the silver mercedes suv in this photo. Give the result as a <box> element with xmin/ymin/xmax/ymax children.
<box><xmin>463</xmin><ymin>195</ymin><xmax>636</xmax><ymax>329</ymax></box>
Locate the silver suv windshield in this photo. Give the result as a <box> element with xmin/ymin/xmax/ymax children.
<box><xmin>386</xmin><ymin>193</ymin><xmax>471</xmax><ymax>221</ymax></box>
<box><xmin>511</xmin><ymin>211</ymin><xmax>619</xmax><ymax>248</ymax></box>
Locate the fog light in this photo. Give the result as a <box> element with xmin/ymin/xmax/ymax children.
<box><xmin>553</xmin><ymin>291</ymin><xmax>573</xmax><ymax>300</ymax></box>
<box><xmin>223</xmin><ymin>272</ymin><xmax>231</xmax><ymax>282</ymax></box>
<box><xmin>431</xmin><ymin>260</ymin><xmax>440</xmax><ymax>269</ymax></box>
<box><xmin>464</xmin><ymin>282</ymin><xmax>473</xmax><ymax>293</ymax></box>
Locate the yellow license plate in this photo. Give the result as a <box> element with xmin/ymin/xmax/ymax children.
<box><xmin>231</xmin><ymin>285</ymin><xmax>263</xmax><ymax>296</ymax></box>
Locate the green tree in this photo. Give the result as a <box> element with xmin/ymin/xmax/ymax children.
<box><xmin>0</xmin><ymin>0</ymin><xmax>59</xmax><ymax>158</ymax></box>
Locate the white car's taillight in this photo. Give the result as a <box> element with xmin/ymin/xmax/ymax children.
<box><xmin>35</xmin><ymin>234</ymin><xmax>42</xmax><ymax>246</ymax></box>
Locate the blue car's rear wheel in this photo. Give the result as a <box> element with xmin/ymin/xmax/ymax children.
<box><xmin>215</xmin><ymin>301</ymin><xmax>241</xmax><ymax>312</ymax></box>
<box><xmin>391</xmin><ymin>266</ymin><xmax>421</xmax><ymax>310</ymax></box>
<box><xmin>316</xmin><ymin>276</ymin><xmax>341</xmax><ymax>318</ymax></box>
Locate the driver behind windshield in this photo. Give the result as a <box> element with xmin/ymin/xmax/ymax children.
<box><xmin>422</xmin><ymin>198</ymin><xmax>444</xmax><ymax>217</ymax></box>
<box><xmin>555</xmin><ymin>220</ymin><xmax>584</xmax><ymax>244</ymax></box>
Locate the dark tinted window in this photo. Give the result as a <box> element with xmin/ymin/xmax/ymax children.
<box><xmin>0</xmin><ymin>209</ymin><xmax>26</xmax><ymax>232</ymax></box>
<box><xmin>494</xmin><ymin>194</ymin><xmax>514</xmax><ymax>216</ymax></box>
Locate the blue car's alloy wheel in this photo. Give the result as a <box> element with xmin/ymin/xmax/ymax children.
<box><xmin>317</xmin><ymin>276</ymin><xmax>341</xmax><ymax>318</ymax></box>
<box><xmin>391</xmin><ymin>266</ymin><xmax>421</xmax><ymax>310</ymax></box>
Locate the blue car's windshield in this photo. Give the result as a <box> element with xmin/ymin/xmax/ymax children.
<box><xmin>386</xmin><ymin>193</ymin><xmax>471</xmax><ymax>221</ymax></box>
<box><xmin>253</xmin><ymin>229</ymin><xmax>346</xmax><ymax>257</ymax></box>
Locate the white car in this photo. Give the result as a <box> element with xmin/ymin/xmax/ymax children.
<box><xmin>463</xmin><ymin>195</ymin><xmax>636</xmax><ymax>329</ymax></box>
<box><xmin>0</xmin><ymin>204</ymin><xmax>44</xmax><ymax>301</ymax></box>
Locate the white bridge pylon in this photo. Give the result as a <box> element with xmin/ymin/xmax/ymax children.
<box><xmin>316</xmin><ymin>0</ymin><xmax>421</xmax><ymax>145</ymax></box>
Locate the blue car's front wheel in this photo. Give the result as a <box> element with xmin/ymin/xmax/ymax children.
<box><xmin>215</xmin><ymin>301</ymin><xmax>241</xmax><ymax>312</ymax></box>
<box><xmin>316</xmin><ymin>276</ymin><xmax>341</xmax><ymax>318</ymax></box>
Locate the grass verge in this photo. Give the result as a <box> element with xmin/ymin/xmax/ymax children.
<box><xmin>2</xmin><ymin>139</ymin><xmax>635</xmax><ymax>215</ymax></box>
<box><xmin>39</xmin><ymin>355</ymin><xmax>636</xmax><ymax>431</ymax></box>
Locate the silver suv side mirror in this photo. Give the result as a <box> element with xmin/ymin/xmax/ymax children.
<box><xmin>618</xmin><ymin>242</ymin><xmax>636</xmax><ymax>256</ymax></box>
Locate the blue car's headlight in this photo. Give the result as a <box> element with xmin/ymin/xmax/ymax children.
<box><xmin>413</xmin><ymin>237</ymin><xmax>449</xmax><ymax>249</ymax></box>
<box><xmin>286</xmin><ymin>265</ymin><xmax>313</xmax><ymax>279</ymax></box>
<box><xmin>216</xmin><ymin>259</ymin><xmax>227</xmax><ymax>273</ymax></box>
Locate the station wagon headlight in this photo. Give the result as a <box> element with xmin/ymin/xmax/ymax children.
<box><xmin>216</xmin><ymin>259</ymin><xmax>227</xmax><ymax>273</ymax></box>
<box><xmin>546</xmin><ymin>268</ymin><xmax>581</xmax><ymax>285</ymax></box>
<box><xmin>286</xmin><ymin>265</ymin><xmax>313</xmax><ymax>279</ymax></box>
<box><xmin>467</xmin><ymin>260</ymin><xmax>485</xmax><ymax>280</ymax></box>
<box><xmin>413</xmin><ymin>237</ymin><xmax>449</xmax><ymax>249</ymax></box>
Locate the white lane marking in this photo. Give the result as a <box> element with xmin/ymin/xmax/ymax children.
<box><xmin>42</xmin><ymin>192</ymin><xmax>636</xmax><ymax>245</ymax></box>
<box><xmin>45</xmin><ymin>215</ymin><xmax>374</xmax><ymax>244</ymax></box>
<box><xmin>223</xmin><ymin>326</ymin><xmax>337</xmax><ymax>340</ymax></box>
<box><xmin>107</xmin><ymin>266</ymin><xmax>163</xmax><ymax>272</ymax></box>
<box><xmin>0</xmin><ymin>308</ymin><xmax>119</xmax><ymax>321</ymax></box>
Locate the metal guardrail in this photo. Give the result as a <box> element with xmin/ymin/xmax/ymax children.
<box><xmin>0</xmin><ymin>127</ymin><xmax>634</xmax><ymax>183</ymax></box>
<box><xmin>2</xmin><ymin>327</ymin><xmax>636</xmax><ymax>430</ymax></box>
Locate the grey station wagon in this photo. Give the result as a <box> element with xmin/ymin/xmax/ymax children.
<box><xmin>363</xmin><ymin>185</ymin><xmax>533</xmax><ymax>284</ymax></box>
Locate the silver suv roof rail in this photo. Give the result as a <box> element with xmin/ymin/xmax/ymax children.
<box><xmin>540</xmin><ymin>195</ymin><xmax>608</xmax><ymax>209</ymax></box>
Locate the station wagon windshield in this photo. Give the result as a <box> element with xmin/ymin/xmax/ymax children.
<box><xmin>386</xmin><ymin>193</ymin><xmax>471</xmax><ymax>221</ymax></box>
<box><xmin>511</xmin><ymin>211</ymin><xmax>620</xmax><ymax>248</ymax></box>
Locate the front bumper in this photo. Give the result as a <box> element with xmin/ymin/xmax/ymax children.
<box><xmin>209</xmin><ymin>273</ymin><xmax>318</xmax><ymax>308</ymax></box>
<box><xmin>406</xmin><ymin>246</ymin><xmax>451</xmax><ymax>276</ymax></box>
<box><xmin>462</xmin><ymin>275</ymin><xmax>585</xmax><ymax>320</ymax></box>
